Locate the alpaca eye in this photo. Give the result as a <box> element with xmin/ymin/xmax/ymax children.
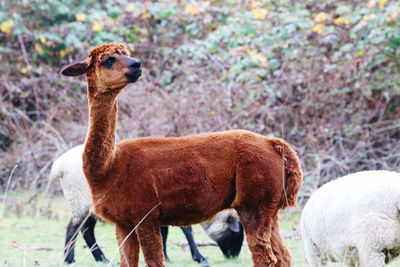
<box><xmin>102</xmin><ymin>57</ymin><xmax>115</xmax><ymax>68</ymax></box>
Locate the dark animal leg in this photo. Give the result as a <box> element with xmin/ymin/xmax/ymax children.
<box><xmin>80</xmin><ymin>215</ymin><xmax>108</xmax><ymax>262</ymax></box>
<box><xmin>64</xmin><ymin>219</ymin><xmax>80</xmax><ymax>263</ymax></box>
<box><xmin>181</xmin><ymin>226</ymin><xmax>209</xmax><ymax>266</ymax></box>
<box><xmin>160</xmin><ymin>226</ymin><xmax>170</xmax><ymax>261</ymax></box>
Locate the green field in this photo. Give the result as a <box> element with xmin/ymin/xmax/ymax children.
<box><xmin>1</xmin><ymin>193</ymin><xmax>400</xmax><ymax>267</ymax></box>
<box><xmin>0</xmin><ymin>192</ymin><xmax>307</xmax><ymax>266</ymax></box>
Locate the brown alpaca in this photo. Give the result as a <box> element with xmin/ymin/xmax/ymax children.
<box><xmin>60</xmin><ymin>43</ymin><xmax>303</xmax><ymax>267</ymax></box>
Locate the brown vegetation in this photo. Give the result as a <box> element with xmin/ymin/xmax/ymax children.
<box><xmin>1</xmin><ymin>1</ymin><xmax>400</xmax><ymax>203</ymax></box>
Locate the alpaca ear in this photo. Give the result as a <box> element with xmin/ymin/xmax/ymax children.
<box><xmin>60</xmin><ymin>56</ymin><xmax>93</xmax><ymax>76</ymax></box>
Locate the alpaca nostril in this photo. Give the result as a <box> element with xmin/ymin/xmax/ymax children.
<box><xmin>130</xmin><ymin>60</ymin><xmax>141</xmax><ymax>69</ymax></box>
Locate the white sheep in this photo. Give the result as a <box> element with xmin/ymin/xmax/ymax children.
<box><xmin>49</xmin><ymin>145</ymin><xmax>244</xmax><ymax>264</ymax></box>
<box><xmin>49</xmin><ymin>144</ymin><xmax>107</xmax><ymax>263</ymax></box>
<box><xmin>301</xmin><ymin>170</ymin><xmax>400</xmax><ymax>267</ymax></box>
<box><xmin>200</xmin><ymin>209</ymin><xmax>244</xmax><ymax>258</ymax></box>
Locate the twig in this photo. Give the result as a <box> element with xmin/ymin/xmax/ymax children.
<box><xmin>1</xmin><ymin>164</ymin><xmax>18</xmax><ymax>218</ymax></box>
<box><xmin>17</xmin><ymin>34</ymin><xmax>30</xmax><ymax>66</ymax></box>
<box><xmin>169</xmin><ymin>240</ymin><xmax>217</xmax><ymax>247</ymax></box>
<box><xmin>29</xmin><ymin>160</ymin><xmax>54</xmax><ymax>192</ymax></box>
<box><xmin>11</xmin><ymin>243</ymin><xmax>62</xmax><ymax>251</ymax></box>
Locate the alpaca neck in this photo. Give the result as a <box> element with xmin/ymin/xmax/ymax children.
<box><xmin>83</xmin><ymin>84</ymin><xmax>119</xmax><ymax>181</ymax></box>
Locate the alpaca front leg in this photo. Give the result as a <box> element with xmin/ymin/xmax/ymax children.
<box><xmin>136</xmin><ymin>222</ymin><xmax>165</xmax><ymax>267</ymax></box>
<box><xmin>115</xmin><ymin>224</ymin><xmax>140</xmax><ymax>267</ymax></box>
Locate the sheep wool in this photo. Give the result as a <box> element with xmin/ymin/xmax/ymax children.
<box><xmin>49</xmin><ymin>144</ymin><xmax>91</xmax><ymax>224</ymax></box>
<box><xmin>201</xmin><ymin>209</ymin><xmax>240</xmax><ymax>241</ymax></box>
<box><xmin>301</xmin><ymin>170</ymin><xmax>400</xmax><ymax>267</ymax></box>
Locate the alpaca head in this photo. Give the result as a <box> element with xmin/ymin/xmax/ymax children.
<box><xmin>60</xmin><ymin>43</ymin><xmax>142</xmax><ymax>91</ymax></box>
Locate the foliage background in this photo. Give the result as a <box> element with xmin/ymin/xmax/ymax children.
<box><xmin>1</xmin><ymin>0</ymin><xmax>400</xmax><ymax>202</ymax></box>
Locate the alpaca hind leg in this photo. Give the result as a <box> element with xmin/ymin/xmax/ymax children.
<box><xmin>236</xmin><ymin>208</ymin><xmax>277</xmax><ymax>267</ymax></box>
<box><xmin>80</xmin><ymin>215</ymin><xmax>107</xmax><ymax>262</ymax></box>
<box><xmin>64</xmin><ymin>218</ymin><xmax>80</xmax><ymax>263</ymax></box>
<box><xmin>136</xmin><ymin>222</ymin><xmax>165</xmax><ymax>267</ymax></box>
<box><xmin>271</xmin><ymin>217</ymin><xmax>292</xmax><ymax>267</ymax></box>
<box><xmin>181</xmin><ymin>226</ymin><xmax>209</xmax><ymax>266</ymax></box>
<box><xmin>115</xmin><ymin>224</ymin><xmax>140</xmax><ymax>267</ymax></box>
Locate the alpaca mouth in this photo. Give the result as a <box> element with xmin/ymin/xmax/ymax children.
<box><xmin>125</xmin><ymin>68</ymin><xmax>142</xmax><ymax>82</ymax></box>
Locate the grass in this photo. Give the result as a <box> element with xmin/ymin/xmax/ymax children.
<box><xmin>0</xmin><ymin>192</ymin><xmax>307</xmax><ymax>266</ymax></box>
<box><xmin>3</xmin><ymin>192</ymin><xmax>399</xmax><ymax>267</ymax></box>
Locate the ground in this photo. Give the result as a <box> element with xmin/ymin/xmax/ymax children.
<box><xmin>1</xmin><ymin>192</ymin><xmax>400</xmax><ymax>266</ymax></box>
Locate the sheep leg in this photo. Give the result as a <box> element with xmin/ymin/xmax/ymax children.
<box><xmin>181</xmin><ymin>226</ymin><xmax>209</xmax><ymax>266</ymax></box>
<box><xmin>136</xmin><ymin>222</ymin><xmax>165</xmax><ymax>267</ymax></box>
<box><xmin>236</xmin><ymin>208</ymin><xmax>278</xmax><ymax>267</ymax></box>
<box><xmin>358</xmin><ymin>248</ymin><xmax>385</xmax><ymax>267</ymax></box>
<box><xmin>64</xmin><ymin>218</ymin><xmax>80</xmax><ymax>263</ymax></box>
<box><xmin>160</xmin><ymin>226</ymin><xmax>170</xmax><ymax>261</ymax></box>
<box><xmin>80</xmin><ymin>215</ymin><xmax>107</xmax><ymax>262</ymax></box>
<box><xmin>115</xmin><ymin>224</ymin><xmax>140</xmax><ymax>267</ymax></box>
<box><xmin>303</xmin><ymin>238</ymin><xmax>327</xmax><ymax>266</ymax></box>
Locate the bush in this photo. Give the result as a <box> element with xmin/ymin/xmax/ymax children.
<box><xmin>1</xmin><ymin>0</ymin><xmax>400</xmax><ymax>198</ymax></box>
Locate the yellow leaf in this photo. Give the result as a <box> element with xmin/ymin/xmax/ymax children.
<box><xmin>185</xmin><ymin>4</ymin><xmax>200</xmax><ymax>16</ymax></box>
<box><xmin>252</xmin><ymin>8</ymin><xmax>268</xmax><ymax>20</ymax></box>
<box><xmin>387</xmin><ymin>11</ymin><xmax>399</xmax><ymax>23</ymax></box>
<box><xmin>141</xmin><ymin>12</ymin><xmax>151</xmax><ymax>21</ymax></box>
<box><xmin>128</xmin><ymin>44</ymin><xmax>135</xmax><ymax>51</ymax></box>
<box><xmin>314</xmin><ymin>12</ymin><xmax>328</xmax><ymax>22</ymax></box>
<box><xmin>367</xmin><ymin>0</ymin><xmax>376</xmax><ymax>8</ymax></box>
<box><xmin>126</xmin><ymin>3</ymin><xmax>135</xmax><ymax>12</ymax></box>
<box><xmin>39</xmin><ymin>34</ymin><xmax>46</xmax><ymax>44</ymax></box>
<box><xmin>59</xmin><ymin>47</ymin><xmax>73</xmax><ymax>58</ymax></box>
<box><xmin>248</xmin><ymin>50</ymin><xmax>267</xmax><ymax>65</ymax></box>
<box><xmin>379</xmin><ymin>0</ymin><xmax>387</xmax><ymax>10</ymax></box>
<box><xmin>253</xmin><ymin>75</ymin><xmax>262</xmax><ymax>82</ymax></box>
<box><xmin>251</xmin><ymin>1</ymin><xmax>263</xmax><ymax>9</ymax></box>
<box><xmin>334</xmin><ymin>17</ymin><xmax>350</xmax><ymax>25</ymax></box>
<box><xmin>20</xmin><ymin>91</ymin><xmax>31</xmax><ymax>98</ymax></box>
<box><xmin>92</xmin><ymin>21</ymin><xmax>104</xmax><ymax>32</ymax></box>
<box><xmin>59</xmin><ymin>49</ymin><xmax>66</xmax><ymax>58</ymax></box>
<box><xmin>76</xmin><ymin>13</ymin><xmax>86</xmax><ymax>22</ymax></box>
<box><xmin>34</xmin><ymin>43</ymin><xmax>45</xmax><ymax>55</ymax></box>
<box><xmin>1</xmin><ymin>20</ymin><xmax>14</xmax><ymax>35</ymax></box>
<box><xmin>311</xmin><ymin>24</ymin><xmax>325</xmax><ymax>34</ymax></box>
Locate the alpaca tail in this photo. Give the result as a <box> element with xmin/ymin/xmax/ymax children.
<box><xmin>270</xmin><ymin>138</ymin><xmax>303</xmax><ymax>209</ymax></box>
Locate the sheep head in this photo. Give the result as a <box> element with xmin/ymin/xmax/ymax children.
<box><xmin>60</xmin><ymin>43</ymin><xmax>142</xmax><ymax>91</ymax></box>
